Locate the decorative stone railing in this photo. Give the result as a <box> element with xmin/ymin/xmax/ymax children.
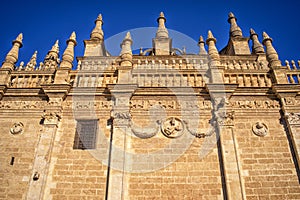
<box><xmin>133</xmin><ymin>56</ymin><xmax>209</xmax><ymax>71</ymax></box>
<box><xmin>285</xmin><ymin>60</ymin><xmax>300</xmax><ymax>84</ymax></box>
<box><xmin>220</xmin><ymin>58</ymin><xmax>269</xmax><ymax>70</ymax></box>
<box><xmin>223</xmin><ymin>73</ymin><xmax>272</xmax><ymax>87</ymax></box>
<box><xmin>69</xmin><ymin>73</ymin><xmax>117</xmax><ymax>87</ymax></box>
<box><xmin>76</xmin><ymin>57</ymin><xmax>118</xmax><ymax>71</ymax></box>
<box><xmin>10</xmin><ymin>72</ymin><xmax>54</xmax><ymax>88</ymax></box>
<box><xmin>132</xmin><ymin>72</ymin><xmax>206</xmax><ymax>87</ymax></box>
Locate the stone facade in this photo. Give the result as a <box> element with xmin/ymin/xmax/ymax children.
<box><xmin>0</xmin><ymin>12</ymin><xmax>300</xmax><ymax>200</ymax></box>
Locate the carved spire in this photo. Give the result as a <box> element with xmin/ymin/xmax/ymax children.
<box><xmin>25</xmin><ymin>51</ymin><xmax>37</xmax><ymax>71</ymax></box>
<box><xmin>43</xmin><ymin>40</ymin><xmax>60</xmax><ymax>70</ymax></box>
<box><xmin>262</xmin><ymin>31</ymin><xmax>281</xmax><ymax>68</ymax></box>
<box><xmin>2</xmin><ymin>33</ymin><xmax>23</xmax><ymax>70</ymax></box>
<box><xmin>228</xmin><ymin>12</ymin><xmax>243</xmax><ymax>38</ymax></box>
<box><xmin>60</xmin><ymin>32</ymin><xmax>77</xmax><ymax>69</ymax></box>
<box><xmin>198</xmin><ymin>35</ymin><xmax>207</xmax><ymax>55</ymax></box>
<box><xmin>120</xmin><ymin>32</ymin><xmax>133</xmax><ymax>63</ymax></box>
<box><xmin>250</xmin><ymin>28</ymin><xmax>265</xmax><ymax>54</ymax></box>
<box><xmin>90</xmin><ymin>14</ymin><xmax>104</xmax><ymax>40</ymax></box>
<box><xmin>206</xmin><ymin>30</ymin><xmax>219</xmax><ymax>60</ymax></box>
<box><xmin>155</xmin><ymin>12</ymin><xmax>169</xmax><ymax>38</ymax></box>
<box><xmin>50</xmin><ymin>40</ymin><xmax>59</xmax><ymax>54</ymax></box>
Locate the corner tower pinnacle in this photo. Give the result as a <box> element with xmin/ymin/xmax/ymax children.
<box><xmin>2</xmin><ymin>33</ymin><xmax>23</xmax><ymax>70</ymax></box>
<box><xmin>84</xmin><ymin>14</ymin><xmax>109</xmax><ymax>56</ymax></box>
<box><xmin>153</xmin><ymin>12</ymin><xmax>172</xmax><ymax>55</ymax></box>
<box><xmin>155</xmin><ymin>12</ymin><xmax>169</xmax><ymax>38</ymax></box>
<box><xmin>228</xmin><ymin>12</ymin><xmax>243</xmax><ymax>38</ymax></box>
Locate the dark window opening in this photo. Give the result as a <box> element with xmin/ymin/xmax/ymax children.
<box><xmin>73</xmin><ymin>119</ymin><xmax>98</xmax><ymax>150</ymax></box>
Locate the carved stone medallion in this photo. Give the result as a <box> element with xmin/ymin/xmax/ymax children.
<box><xmin>161</xmin><ymin>117</ymin><xmax>184</xmax><ymax>138</ymax></box>
<box><xmin>10</xmin><ymin>122</ymin><xmax>24</xmax><ymax>135</ymax></box>
<box><xmin>252</xmin><ymin>122</ymin><xmax>268</xmax><ymax>137</ymax></box>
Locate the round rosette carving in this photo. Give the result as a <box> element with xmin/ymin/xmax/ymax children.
<box><xmin>252</xmin><ymin>122</ymin><xmax>268</xmax><ymax>137</ymax></box>
<box><xmin>161</xmin><ymin>117</ymin><xmax>184</xmax><ymax>138</ymax></box>
<box><xmin>10</xmin><ymin>122</ymin><xmax>24</xmax><ymax>135</ymax></box>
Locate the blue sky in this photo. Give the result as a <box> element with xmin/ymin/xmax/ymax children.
<box><xmin>1</xmin><ymin>0</ymin><xmax>300</xmax><ymax>66</ymax></box>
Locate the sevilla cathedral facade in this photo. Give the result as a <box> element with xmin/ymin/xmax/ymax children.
<box><xmin>0</xmin><ymin>12</ymin><xmax>300</xmax><ymax>200</ymax></box>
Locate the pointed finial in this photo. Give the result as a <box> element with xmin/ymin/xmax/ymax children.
<box><xmin>70</xmin><ymin>31</ymin><xmax>76</xmax><ymax>42</ymax></box>
<box><xmin>250</xmin><ymin>28</ymin><xmax>255</xmax><ymax>35</ymax></box>
<box><xmin>139</xmin><ymin>47</ymin><xmax>143</xmax><ymax>55</ymax></box>
<box><xmin>206</xmin><ymin>30</ymin><xmax>219</xmax><ymax>60</ymax></box>
<box><xmin>1</xmin><ymin>33</ymin><xmax>23</xmax><ymax>70</ymax></box>
<box><xmin>228</xmin><ymin>12</ymin><xmax>243</xmax><ymax>38</ymax></box>
<box><xmin>198</xmin><ymin>35</ymin><xmax>207</xmax><ymax>55</ymax></box>
<box><xmin>60</xmin><ymin>32</ymin><xmax>77</xmax><ymax>69</ymax></box>
<box><xmin>125</xmin><ymin>31</ymin><xmax>132</xmax><ymax>40</ymax></box>
<box><xmin>262</xmin><ymin>32</ymin><xmax>271</xmax><ymax>41</ymax></box>
<box><xmin>198</xmin><ymin>35</ymin><xmax>205</xmax><ymax>43</ymax></box>
<box><xmin>228</xmin><ymin>12</ymin><xmax>235</xmax><ymax>19</ymax></box>
<box><xmin>25</xmin><ymin>51</ymin><xmax>37</xmax><ymax>71</ymax></box>
<box><xmin>15</xmin><ymin>33</ymin><xmax>23</xmax><ymax>45</ymax></box>
<box><xmin>91</xmin><ymin>14</ymin><xmax>104</xmax><ymax>40</ymax></box>
<box><xmin>262</xmin><ymin>31</ymin><xmax>281</xmax><ymax>68</ymax></box>
<box><xmin>207</xmin><ymin>30</ymin><xmax>216</xmax><ymax>42</ymax></box>
<box><xmin>250</xmin><ymin>28</ymin><xmax>264</xmax><ymax>54</ymax></box>
<box><xmin>120</xmin><ymin>32</ymin><xmax>133</xmax><ymax>67</ymax></box>
<box><xmin>120</xmin><ymin>32</ymin><xmax>133</xmax><ymax>55</ymax></box>
<box><xmin>51</xmin><ymin>40</ymin><xmax>59</xmax><ymax>53</ymax></box>
<box><xmin>97</xmin><ymin>14</ymin><xmax>103</xmax><ymax>21</ymax></box>
<box><xmin>156</xmin><ymin>11</ymin><xmax>168</xmax><ymax>38</ymax></box>
<box><xmin>158</xmin><ymin>12</ymin><xmax>166</xmax><ymax>22</ymax></box>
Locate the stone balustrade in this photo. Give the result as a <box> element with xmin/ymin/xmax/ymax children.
<box><xmin>285</xmin><ymin>60</ymin><xmax>300</xmax><ymax>84</ymax></box>
<box><xmin>10</xmin><ymin>72</ymin><xmax>54</xmax><ymax>88</ymax></box>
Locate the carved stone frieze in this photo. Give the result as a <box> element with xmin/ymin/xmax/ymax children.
<box><xmin>0</xmin><ymin>101</ymin><xmax>45</xmax><ymax>110</ymax></box>
<box><xmin>286</xmin><ymin>112</ymin><xmax>300</xmax><ymax>125</ymax></box>
<box><xmin>10</xmin><ymin>122</ymin><xmax>24</xmax><ymax>135</ymax></box>
<box><xmin>64</xmin><ymin>101</ymin><xmax>113</xmax><ymax>110</ymax></box>
<box><xmin>252</xmin><ymin>122</ymin><xmax>268</xmax><ymax>137</ymax></box>
<box><xmin>113</xmin><ymin>111</ymin><xmax>131</xmax><ymax>119</ymax></box>
<box><xmin>130</xmin><ymin>99</ymin><xmax>211</xmax><ymax>110</ymax></box>
<box><xmin>283</xmin><ymin>97</ymin><xmax>300</xmax><ymax>106</ymax></box>
<box><xmin>47</xmin><ymin>98</ymin><xmax>63</xmax><ymax>107</ymax></box>
<box><xmin>227</xmin><ymin>100</ymin><xmax>280</xmax><ymax>109</ymax></box>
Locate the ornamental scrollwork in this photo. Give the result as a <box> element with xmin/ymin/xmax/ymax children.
<box><xmin>113</xmin><ymin>111</ymin><xmax>131</xmax><ymax>119</ymax></box>
<box><xmin>215</xmin><ymin>111</ymin><xmax>235</xmax><ymax>126</ymax></box>
<box><xmin>286</xmin><ymin>112</ymin><xmax>300</xmax><ymax>125</ymax></box>
<box><xmin>42</xmin><ymin>111</ymin><xmax>61</xmax><ymax>125</ymax></box>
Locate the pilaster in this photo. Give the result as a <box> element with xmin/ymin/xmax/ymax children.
<box><xmin>26</xmin><ymin>84</ymin><xmax>69</xmax><ymax>199</ymax></box>
<box><xmin>208</xmin><ymin>84</ymin><xmax>245</xmax><ymax>200</ymax></box>
<box><xmin>273</xmin><ymin>84</ymin><xmax>300</xmax><ymax>168</ymax></box>
<box><xmin>106</xmin><ymin>84</ymin><xmax>137</xmax><ymax>200</ymax></box>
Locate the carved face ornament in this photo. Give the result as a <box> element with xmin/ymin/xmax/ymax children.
<box><xmin>161</xmin><ymin>117</ymin><xmax>184</xmax><ymax>138</ymax></box>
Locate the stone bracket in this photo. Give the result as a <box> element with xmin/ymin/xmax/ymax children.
<box><xmin>0</xmin><ymin>85</ymin><xmax>7</xmax><ymax>100</ymax></box>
